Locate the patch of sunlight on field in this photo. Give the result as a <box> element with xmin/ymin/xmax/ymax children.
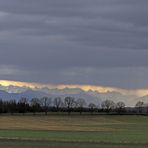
<box><xmin>0</xmin><ymin>115</ymin><xmax>125</xmax><ymax>131</ymax></box>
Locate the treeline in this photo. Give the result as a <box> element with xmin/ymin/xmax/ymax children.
<box><xmin>0</xmin><ymin>97</ymin><xmax>147</xmax><ymax>115</ymax></box>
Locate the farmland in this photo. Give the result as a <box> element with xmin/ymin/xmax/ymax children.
<box><xmin>0</xmin><ymin>114</ymin><xmax>147</xmax><ymax>148</ymax></box>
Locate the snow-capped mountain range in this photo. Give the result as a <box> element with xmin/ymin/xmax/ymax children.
<box><xmin>0</xmin><ymin>85</ymin><xmax>147</xmax><ymax>107</ymax></box>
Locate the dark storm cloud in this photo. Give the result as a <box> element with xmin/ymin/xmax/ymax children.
<box><xmin>0</xmin><ymin>0</ymin><xmax>148</xmax><ymax>88</ymax></box>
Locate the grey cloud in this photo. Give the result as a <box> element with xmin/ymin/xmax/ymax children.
<box><xmin>0</xmin><ymin>0</ymin><xmax>148</xmax><ymax>89</ymax></box>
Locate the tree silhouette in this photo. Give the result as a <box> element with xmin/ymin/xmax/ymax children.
<box><xmin>40</xmin><ymin>97</ymin><xmax>52</xmax><ymax>115</ymax></box>
<box><xmin>116</xmin><ymin>101</ymin><xmax>125</xmax><ymax>114</ymax></box>
<box><xmin>30</xmin><ymin>98</ymin><xmax>41</xmax><ymax>115</ymax></box>
<box><xmin>64</xmin><ymin>97</ymin><xmax>75</xmax><ymax>115</ymax></box>
<box><xmin>18</xmin><ymin>97</ymin><xmax>29</xmax><ymax>115</ymax></box>
<box><xmin>101</xmin><ymin>100</ymin><xmax>115</xmax><ymax>113</ymax></box>
<box><xmin>9</xmin><ymin>100</ymin><xmax>17</xmax><ymax>115</ymax></box>
<box><xmin>76</xmin><ymin>98</ymin><xmax>86</xmax><ymax>115</ymax></box>
<box><xmin>53</xmin><ymin>97</ymin><xmax>63</xmax><ymax>112</ymax></box>
<box><xmin>88</xmin><ymin>103</ymin><xmax>96</xmax><ymax>115</ymax></box>
<box><xmin>135</xmin><ymin>101</ymin><xmax>144</xmax><ymax>113</ymax></box>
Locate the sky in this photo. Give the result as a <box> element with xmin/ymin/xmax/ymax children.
<box><xmin>0</xmin><ymin>0</ymin><xmax>148</xmax><ymax>94</ymax></box>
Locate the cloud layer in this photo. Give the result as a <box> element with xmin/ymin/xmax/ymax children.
<box><xmin>0</xmin><ymin>80</ymin><xmax>148</xmax><ymax>97</ymax></box>
<box><xmin>0</xmin><ymin>0</ymin><xmax>148</xmax><ymax>89</ymax></box>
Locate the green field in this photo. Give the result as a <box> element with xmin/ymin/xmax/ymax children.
<box><xmin>0</xmin><ymin>114</ymin><xmax>147</xmax><ymax>147</ymax></box>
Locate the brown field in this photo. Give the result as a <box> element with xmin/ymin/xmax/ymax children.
<box><xmin>0</xmin><ymin>115</ymin><xmax>121</xmax><ymax>132</ymax></box>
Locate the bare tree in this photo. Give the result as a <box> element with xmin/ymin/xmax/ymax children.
<box><xmin>101</xmin><ymin>100</ymin><xmax>116</xmax><ymax>113</ymax></box>
<box><xmin>53</xmin><ymin>97</ymin><xmax>62</xmax><ymax>112</ymax></box>
<box><xmin>88</xmin><ymin>103</ymin><xmax>96</xmax><ymax>115</ymax></box>
<box><xmin>40</xmin><ymin>97</ymin><xmax>52</xmax><ymax>115</ymax></box>
<box><xmin>9</xmin><ymin>100</ymin><xmax>17</xmax><ymax>115</ymax></box>
<box><xmin>135</xmin><ymin>101</ymin><xmax>144</xmax><ymax>113</ymax></box>
<box><xmin>64</xmin><ymin>97</ymin><xmax>75</xmax><ymax>115</ymax></box>
<box><xmin>30</xmin><ymin>98</ymin><xmax>40</xmax><ymax>115</ymax></box>
<box><xmin>18</xmin><ymin>97</ymin><xmax>29</xmax><ymax>115</ymax></box>
<box><xmin>144</xmin><ymin>103</ymin><xmax>148</xmax><ymax>113</ymax></box>
<box><xmin>116</xmin><ymin>101</ymin><xmax>126</xmax><ymax>114</ymax></box>
<box><xmin>0</xmin><ymin>99</ymin><xmax>3</xmax><ymax>114</ymax></box>
<box><xmin>19</xmin><ymin>97</ymin><xmax>28</xmax><ymax>104</ymax></box>
<box><xmin>76</xmin><ymin>98</ymin><xmax>86</xmax><ymax>115</ymax></box>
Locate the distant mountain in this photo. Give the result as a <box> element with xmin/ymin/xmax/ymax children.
<box><xmin>87</xmin><ymin>91</ymin><xmax>136</xmax><ymax>106</ymax></box>
<box><xmin>0</xmin><ymin>89</ymin><xmax>49</xmax><ymax>100</ymax></box>
<box><xmin>0</xmin><ymin>87</ymin><xmax>146</xmax><ymax>107</ymax></box>
<box><xmin>0</xmin><ymin>90</ymin><xmax>15</xmax><ymax>100</ymax></box>
<box><xmin>0</xmin><ymin>89</ymin><xmax>100</xmax><ymax>105</ymax></box>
